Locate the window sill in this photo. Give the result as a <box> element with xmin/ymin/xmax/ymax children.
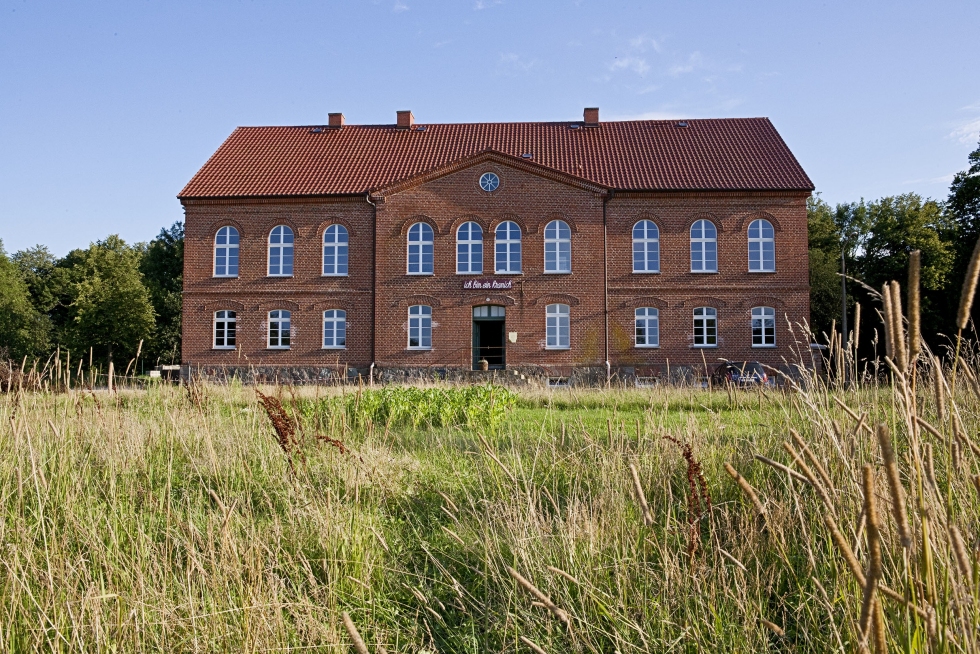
<box><xmin>456</xmin><ymin>271</ymin><xmax>485</xmax><ymax>276</ymax></box>
<box><xmin>213</xmin><ymin>275</ymin><xmax>239</xmax><ymax>279</ymax></box>
<box><xmin>406</xmin><ymin>272</ymin><xmax>434</xmax><ymax>276</ymax></box>
<box><xmin>407</xmin><ymin>347</ymin><xmax>432</xmax><ymax>351</ymax></box>
<box><xmin>494</xmin><ymin>271</ymin><xmax>523</xmax><ymax>275</ymax></box>
<box><xmin>267</xmin><ymin>346</ymin><xmax>291</xmax><ymax>350</ymax></box>
<box><xmin>322</xmin><ymin>273</ymin><xmax>349</xmax><ymax>277</ymax></box>
<box><xmin>545</xmin><ymin>346</ymin><xmax>571</xmax><ymax>350</ymax></box>
<box><xmin>543</xmin><ymin>271</ymin><xmax>572</xmax><ymax>275</ymax></box>
<box><xmin>632</xmin><ymin>270</ymin><xmax>660</xmax><ymax>274</ymax></box>
<box><xmin>267</xmin><ymin>274</ymin><xmax>294</xmax><ymax>278</ymax></box>
<box><xmin>691</xmin><ymin>345</ymin><xmax>718</xmax><ymax>349</ymax></box>
<box><xmin>689</xmin><ymin>270</ymin><xmax>718</xmax><ymax>274</ymax></box>
<box><xmin>635</xmin><ymin>345</ymin><xmax>660</xmax><ymax>349</ymax></box>
<box><xmin>748</xmin><ymin>270</ymin><xmax>777</xmax><ymax>274</ymax></box>
<box><xmin>213</xmin><ymin>346</ymin><xmax>237</xmax><ymax>350</ymax></box>
<box><xmin>752</xmin><ymin>344</ymin><xmax>777</xmax><ymax>348</ymax></box>
<box><xmin>322</xmin><ymin>346</ymin><xmax>347</xmax><ymax>350</ymax></box>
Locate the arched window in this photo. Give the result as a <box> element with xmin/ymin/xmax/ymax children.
<box><xmin>690</xmin><ymin>220</ymin><xmax>717</xmax><ymax>273</ymax></box>
<box><xmin>635</xmin><ymin>308</ymin><xmax>659</xmax><ymax>347</ymax></box>
<box><xmin>268</xmin><ymin>310</ymin><xmax>291</xmax><ymax>348</ymax></box>
<box><xmin>545</xmin><ymin>304</ymin><xmax>570</xmax><ymax>349</ymax></box>
<box><xmin>213</xmin><ymin>310</ymin><xmax>237</xmax><ymax>348</ymax></box>
<box><xmin>544</xmin><ymin>220</ymin><xmax>571</xmax><ymax>273</ymax></box>
<box><xmin>323</xmin><ymin>309</ymin><xmax>346</xmax><ymax>349</ymax></box>
<box><xmin>268</xmin><ymin>226</ymin><xmax>294</xmax><ymax>276</ymax></box>
<box><xmin>456</xmin><ymin>222</ymin><xmax>483</xmax><ymax>274</ymax></box>
<box><xmin>214</xmin><ymin>226</ymin><xmax>239</xmax><ymax>277</ymax></box>
<box><xmin>407</xmin><ymin>223</ymin><xmax>434</xmax><ymax>275</ymax></box>
<box><xmin>693</xmin><ymin>307</ymin><xmax>717</xmax><ymax>347</ymax></box>
<box><xmin>747</xmin><ymin>219</ymin><xmax>775</xmax><ymax>272</ymax></box>
<box><xmin>495</xmin><ymin>221</ymin><xmax>522</xmax><ymax>274</ymax></box>
<box><xmin>407</xmin><ymin>305</ymin><xmax>432</xmax><ymax>349</ymax></box>
<box><xmin>323</xmin><ymin>225</ymin><xmax>349</xmax><ymax>276</ymax></box>
<box><xmin>751</xmin><ymin>306</ymin><xmax>776</xmax><ymax>347</ymax></box>
<box><xmin>632</xmin><ymin>220</ymin><xmax>660</xmax><ymax>273</ymax></box>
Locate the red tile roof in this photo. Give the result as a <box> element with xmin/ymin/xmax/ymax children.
<box><xmin>178</xmin><ymin>118</ymin><xmax>813</xmax><ymax>199</ymax></box>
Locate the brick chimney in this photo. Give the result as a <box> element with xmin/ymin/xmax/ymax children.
<box><xmin>396</xmin><ymin>110</ymin><xmax>415</xmax><ymax>129</ymax></box>
<box><xmin>583</xmin><ymin>107</ymin><xmax>599</xmax><ymax>125</ymax></box>
<box><xmin>328</xmin><ymin>113</ymin><xmax>345</xmax><ymax>128</ymax></box>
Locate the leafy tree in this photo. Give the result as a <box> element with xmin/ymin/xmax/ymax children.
<box><xmin>139</xmin><ymin>222</ymin><xmax>183</xmax><ymax>365</ymax></box>
<box><xmin>807</xmin><ymin>195</ymin><xmax>842</xmax><ymax>338</ymax></box>
<box><xmin>0</xmin><ymin>240</ymin><xmax>49</xmax><ymax>358</ymax></box>
<box><xmin>947</xmin><ymin>138</ymin><xmax>980</xmax><ymax>327</ymax></box>
<box><xmin>62</xmin><ymin>236</ymin><xmax>156</xmax><ymax>365</ymax></box>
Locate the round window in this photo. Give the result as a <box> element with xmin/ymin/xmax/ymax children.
<box><xmin>479</xmin><ymin>172</ymin><xmax>500</xmax><ymax>192</ymax></box>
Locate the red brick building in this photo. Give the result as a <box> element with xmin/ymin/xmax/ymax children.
<box><xmin>178</xmin><ymin>108</ymin><xmax>814</xmax><ymax>383</ymax></box>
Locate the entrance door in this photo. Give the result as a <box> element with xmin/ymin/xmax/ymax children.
<box><xmin>473</xmin><ymin>305</ymin><xmax>505</xmax><ymax>369</ymax></box>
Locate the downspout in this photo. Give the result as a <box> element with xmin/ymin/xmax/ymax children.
<box><xmin>366</xmin><ymin>192</ymin><xmax>378</xmax><ymax>385</ymax></box>
<box><xmin>603</xmin><ymin>189</ymin><xmax>614</xmax><ymax>387</ymax></box>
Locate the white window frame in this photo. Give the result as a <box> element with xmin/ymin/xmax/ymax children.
<box><xmin>214</xmin><ymin>226</ymin><xmax>239</xmax><ymax>277</ymax></box>
<box><xmin>690</xmin><ymin>219</ymin><xmax>718</xmax><ymax>273</ymax></box>
<box><xmin>407</xmin><ymin>223</ymin><xmax>434</xmax><ymax>275</ymax></box>
<box><xmin>495</xmin><ymin>221</ymin><xmax>522</xmax><ymax>274</ymax></box>
<box><xmin>634</xmin><ymin>307</ymin><xmax>660</xmax><ymax>348</ymax></box>
<box><xmin>692</xmin><ymin>307</ymin><xmax>718</xmax><ymax>347</ymax></box>
<box><xmin>268</xmin><ymin>310</ymin><xmax>291</xmax><ymax>349</ymax></box>
<box><xmin>268</xmin><ymin>225</ymin><xmax>294</xmax><ymax>277</ymax></box>
<box><xmin>323</xmin><ymin>224</ymin><xmax>349</xmax><ymax>276</ymax></box>
<box><xmin>213</xmin><ymin>310</ymin><xmax>237</xmax><ymax>349</ymax></box>
<box><xmin>407</xmin><ymin>305</ymin><xmax>432</xmax><ymax>349</ymax></box>
<box><xmin>632</xmin><ymin>220</ymin><xmax>660</xmax><ymax>273</ymax></box>
<box><xmin>544</xmin><ymin>220</ymin><xmax>572</xmax><ymax>273</ymax></box>
<box><xmin>751</xmin><ymin>306</ymin><xmax>776</xmax><ymax>347</ymax></box>
<box><xmin>545</xmin><ymin>303</ymin><xmax>570</xmax><ymax>349</ymax></box>
<box><xmin>322</xmin><ymin>309</ymin><xmax>347</xmax><ymax>349</ymax></box>
<box><xmin>747</xmin><ymin>219</ymin><xmax>776</xmax><ymax>272</ymax></box>
<box><xmin>456</xmin><ymin>222</ymin><xmax>483</xmax><ymax>274</ymax></box>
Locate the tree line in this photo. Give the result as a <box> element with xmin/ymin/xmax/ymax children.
<box><xmin>0</xmin><ymin>139</ymin><xmax>978</xmax><ymax>370</ymax></box>
<box><xmin>0</xmin><ymin>223</ymin><xmax>183</xmax><ymax>370</ymax></box>
<box><xmin>810</xmin><ymin>138</ymin><xmax>979</xmax><ymax>357</ymax></box>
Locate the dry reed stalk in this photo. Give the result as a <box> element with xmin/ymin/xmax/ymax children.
<box><xmin>881</xmin><ymin>284</ymin><xmax>895</xmax><ymax>361</ymax></box>
<box><xmin>782</xmin><ymin>441</ymin><xmax>833</xmax><ymax>508</ymax></box>
<box><xmin>957</xmin><ymin>235</ymin><xmax>980</xmax><ymax>330</ymax></box>
<box><xmin>890</xmin><ymin>281</ymin><xmax>908</xmax><ymax>371</ymax></box>
<box><xmin>952</xmin><ymin>439</ymin><xmax>962</xmax><ymax>470</ymax></box>
<box><xmin>341</xmin><ymin>612</ymin><xmax>370</xmax><ymax>654</ymax></box>
<box><xmin>823</xmin><ymin>513</ymin><xmax>866</xmax><ymax>585</ymax></box>
<box><xmin>761</xmin><ymin>617</ymin><xmax>785</xmax><ymax>637</ymax></box>
<box><xmin>973</xmin><ymin>475</ymin><xmax>980</xmax><ymax>498</ymax></box>
<box><xmin>959</xmin><ymin>362</ymin><xmax>980</xmax><ymax>402</ymax></box>
<box><xmin>507</xmin><ymin>566</ymin><xmax>570</xmax><ymax>627</ymax></box>
<box><xmin>952</xmin><ymin>413</ymin><xmax>980</xmax><ymax>457</ymax></box>
<box><xmin>859</xmin><ymin>466</ymin><xmax>882</xmax><ymax>639</ymax></box>
<box><xmin>791</xmin><ymin>429</ymin><xmax>836</xmax><ymax>495</ymax></box>
<box><xmin>834</xmin><ymin>397</ymin><xmax>875</xmax><ymax>435</ymax></box>
<box><xmin>875</xmin><ymin>423</ymin><xmax>912</xmax><ymax>548</ymax></box>
<box><xmin>753</xmin><ymin>454</ymin><xmax>811</xmax><ymax>485</ymax></box>
<box><xmin>546</xmin><ymin>565</ymin><xmax>580</xmax><ymax>585</ymax></box>
<box><xmin>718</xmin><ymin>547</ymin><xmax>748</xmax><ymax>571</ymax></box>
<box><xmin>908</xmin><ymin>250</ymin><xmax>922</xmax><ymax>362</ymax></box>
<box><xmin>629</xmin><ymin>463</ymin><xmax>655</xmax><ymax>526</ymax></box>
<box><xmin>949</xmin><ymin>525</ymin><xmax>974</xmax><ymax>580</ymax></box>
<box><xmin>724</xmin><ymin>463</ymin><xmax>767</xmax><ymax>522</ymax></box>
<box><xmin>931</xmin><ymin>358</ymin><xmax>947</xmax><ymax>424</ymax></box>
<box><xmin>519</xmin><ymin>636</ymin><xmax>549</xmax><ymax>654</ymax></box>
<box><xmin>871</xmin><ymin>599</ymin><xmax>887</xmax><ymax>653</ymax></box>
<box><xmin>854</xmin><ymin>302</ymin><xmax>862</xmax><ymax>357</ymax></box>
<box><xmin>923</xmin><ymin>443</ymin><xmax>937</xmax><ymax>488</ymax></box>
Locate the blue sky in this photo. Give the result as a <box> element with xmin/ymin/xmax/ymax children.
<box><xmin>1</xmin><ymin>0</ymin><xmax>978</xmax><ymax>255</ymax></box>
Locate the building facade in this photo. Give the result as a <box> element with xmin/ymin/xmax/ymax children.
<box><xmin>179</xmin><ymin>109</ymin><xmax>814</xmax><ymax>383</ymax></box>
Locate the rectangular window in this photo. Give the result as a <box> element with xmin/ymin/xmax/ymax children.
<box><xmin>635</xmin><ymin>308</ymin><xmax>659</xmax><ymax>348</ymax></box>
<box><xmin>546</xmin><ymin>304</ymin><xmax>570</xmax><ymax>349</ymax></box>
<box><xmin>323</xmin><ymin>309</ymin><xmax>347</xmax><ymax>348</ymax></box>
<box><xmin>693</xmin><ymin>307</ymin><xmax>717</xmax><ymax>347</ymax></box>
<box><xmin>752</xmin><ymin>306</ymin><xmax>776</xmax><ymax>347</ymax></box>
<box><xmin>268</xmin><ymin>310</ymin><xmax>291</xmax><ymax>348</ymax></box>
<box><xmin>214</xmin><ymin>310</ymin><xmax>237</xmax><ymax>348</ymax></box>
<box><xmin>408</xmin><ymin>305</ymin><xmax>432</xmax><ymax>349</ymax></box>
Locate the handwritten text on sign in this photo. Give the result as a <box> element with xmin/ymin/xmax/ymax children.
<box><xmin>462</xmin><ymin>278</ymin><xmax>513</xmax><ymax>290</ymax></box>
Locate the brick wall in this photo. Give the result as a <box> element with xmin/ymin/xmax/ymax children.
<box><xmin>181</xmin><ymin>159</ymin><xmax>811</xmax><ymax>375</ymax></box>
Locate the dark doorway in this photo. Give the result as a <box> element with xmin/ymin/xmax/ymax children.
<box><xmin>473</xmin><ymin>305</ymin><xmax>505</xmax><ymax>369</ymax></box>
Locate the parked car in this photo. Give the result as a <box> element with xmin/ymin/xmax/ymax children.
<box><xmin>712</xmin><ymin>361</ymin><xmax>769</xmax><ymax>387</ymax></box>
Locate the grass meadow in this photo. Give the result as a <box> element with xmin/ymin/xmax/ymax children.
<box><xmin>1</xmin><ymin>363</ymin><xmax>978</xmax><ymax>652</ymax></box>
